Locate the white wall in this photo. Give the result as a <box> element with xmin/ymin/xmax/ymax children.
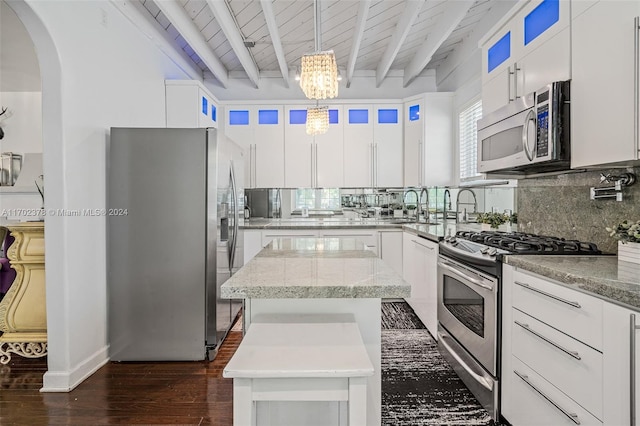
<box><xmin>0</xmin><ymin>91</ymin><xmax>42</xmax><ymax>153</ymax></box>
<box><xmin>12</xmin><ymin>0</ymin><xmax>194</xmax><ymax>392</ymax></box>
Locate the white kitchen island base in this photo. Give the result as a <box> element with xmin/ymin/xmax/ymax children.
<box><xmin>221</xmin><ymin>238</ymin><xmax>410</xmax><ymax>426</ymax></box>
<box><xmin>225</xmin><ymin>313</ymin><xmax>375</xmax><ymax>426</ymax></box>
<box><xmin>244</xmin><ymin>299</ymin><xmax>381</xmax><ymax>425</ymax></box>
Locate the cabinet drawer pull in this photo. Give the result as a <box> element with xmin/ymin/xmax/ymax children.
<box><xmin>514</xmin><ymin>320</ymin><xmax>581</xmax><ymax>360</ymax></box>
<box><xmin>412</xmin><ymin>239</ymin><xmax>434</xmax><ymax>250</ymax></box>
<box><xmin>631</xmin><ymin>313</ymin><xmax>640</xmax><ymax>426</ymax></box>
<box><xmin>514</xmin><ymin>281</ymin><xmax>582</xmax><ymax>308</ymax></box>
<box><xmin>514</xmin><ymin>370</ymin><xmax>581</xmax><ymax>425</ymax></box>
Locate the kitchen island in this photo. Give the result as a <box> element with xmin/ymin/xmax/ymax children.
<box><xmin>221</xmin><ymin>237</ymin><xmax>410</xmax><ymax>426</ymax></box>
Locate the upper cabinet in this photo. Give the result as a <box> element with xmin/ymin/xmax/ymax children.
<box><xmin>225</xmin><ymin>106</ymin><xmax>285</xmax><ymax>189</ymax></box>
<box><xmin>284</xmin><ymin>106</ymin><xmax>344</xmax><ymax>188</ymax></box>
<box><xmin>404</xmin><ymin>94</ymin><xmax>454</xmax><ymax>187</ymax></box>
<box><xmin>480</xmin><ymin>0</ymin><xmax>571</xmax><ymax>115</ymax></box>
<box><xmin>571</xmin><ymin>1</ymin><xmax>640</xmax><ymax>168</ymax></box>
<box><xmin>165</xmin><ymin>80</ymin><xmax>219</xmax><ymax>129</ymax></box>
<box><xmin>334</xmin><ymin>103</ymin><xmax>404</xmax><ymax>188</ymax></box>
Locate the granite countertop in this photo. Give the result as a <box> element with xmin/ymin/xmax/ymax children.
<box><xmin>221</xmin><ymin>237</ymin><xmax>411</xmax><ymax>299</ymax></box>
<box><xmin>505</xmin><ymin>255</ymin><xmax>640</xmax><ymax>311</ymax></box>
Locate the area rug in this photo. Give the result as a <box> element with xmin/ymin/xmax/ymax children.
<box><xmin>381</xmin><ymin>302</ymin><xmax>496</xmax><ymax>425</ymax></box>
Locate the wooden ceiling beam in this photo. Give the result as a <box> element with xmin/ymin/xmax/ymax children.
<box><xmin>403</xmin><ymin>0</ymin><xmax>475</xmax><ymax>87</ymax></box>
<box><xmin>375</xmin><ymin>0</ymin><xmax>425</xmax><ymax>88</ymax></box>
<box><xmin>346</xmin><ymin>0</ymin><xmax>373</xmax><ymax>88</ymax></box>
<box><xmin>206</xmin><ymin>0</ymin><xmax>260</xmax><ymax>89</ymax></box>
<box><xmin>153</xmin><ymin>0</ymin><xmax>229</xmax><ymax>88</ymax></box>
<box><xmin>260</xmin><ymin>0</ymin><xmax>289</xmax><ymax>88</ymax></box>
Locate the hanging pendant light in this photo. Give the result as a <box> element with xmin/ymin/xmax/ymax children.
<box><xmin>306</xmin><ymin>104</ymin><xmax>329</xmax><ymax>135</ymax></box>
<box><xmin>299</xmin><ymin>0</ymin><xmax>339</xmax><ymax>100</ymax></box>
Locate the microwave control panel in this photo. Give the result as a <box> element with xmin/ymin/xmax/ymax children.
<box><xmin>536</xmin><ymin>105</ymin><xmax>549</xmax><ymax>157</ymax></box>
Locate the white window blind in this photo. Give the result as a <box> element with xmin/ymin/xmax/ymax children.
<box><xmin>459</xmin><ymin>100</ymin><xmax>483</xmax><ymax>181</ymax></box>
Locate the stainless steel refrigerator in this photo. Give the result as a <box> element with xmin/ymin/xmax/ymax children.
<box><xmin>107</xmin><ymin>127</ymin><xmax>244</xmax><ymax>361</ymax></box>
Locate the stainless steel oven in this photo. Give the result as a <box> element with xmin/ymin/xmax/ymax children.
<box><xmin>437</xmin><ymin>230</ymin><xmax>607</xmax><ymax>422</ymax></box>
<box><xmin>437</xmin><ymin>252</ymin><xmax>500</xmax><ymax>420</ymax></box>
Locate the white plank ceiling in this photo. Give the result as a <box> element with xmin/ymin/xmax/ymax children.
<box><xmin>140</xmin><ymin>0</ymin><xmax>500</xmax><ymax>91</ymax></box>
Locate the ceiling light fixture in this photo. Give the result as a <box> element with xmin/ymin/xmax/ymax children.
<box><xmin>306</xmin><ymin>104</ymin><xmax>329</xmax><ymax>135</ymax></box>
<box><xmin>299</xmin><ymin>0</ymin><xmax>338</xmax><ymax>100</ymax></box>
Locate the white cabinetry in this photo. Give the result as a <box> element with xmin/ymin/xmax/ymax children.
<box><xmin>225</xmin><ymin>106</ymin><xmax>285</xmax><ymax>188</ymax></box>
<box><xmin>284</xmin><ymin>106</ymin><xmax>344</xmax><ymax>188</ymax></box>
<box><xmin>165</xmin><ymin>80</ymin><xmax>219</xmax><ymax>128</ymax></box>
<box><xmin>402</xmin><ymin>232</ymin><xmax>438</xmax><ymax>337</ymax></box>
<box><xmin>378</xmin><ymin>230</ymin><xmax>403</xmax><ymax>277</ymax></box>
<box><xmin>244</xmin><ymin>229</ymin><xmax>262</xmax><ymax>264</ymax></box>
<box><xmin>404</xmin><ymin>94</ymin><xmax>454</xmax><ymax>187</ymax></box>
<box><xmin>502</xmin><ymin>264</ymin><xmax>640</xmax><ymax>425</ymax></box>
<box><xmin>571</xmin><ymin>0</ymin><xmax>640</xmax><ymax>168</ymax></box>
<box><xmin>322</xmin><ymin>229</ymin><xmax>379</xmax><ymax>255</ymax></box>
<box><xmin>480</xmin><ymin>0</ymin><xmax>571</xmax><ymax>115</ymax></box>
<box><xmin>343</xmin><ymin>104</ymin><xmax>404</xmax><ymax>188</ymax></box>
<box><xmin>603</xmin><ymin>302</ymin><xmax>640</xmax><ymax>426</ymax></box>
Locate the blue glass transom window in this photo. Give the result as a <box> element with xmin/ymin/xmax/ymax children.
<box><xmin>289</xmin><ymin>110</ymin><xmax>307</xmax><ymax>124</ymax></box>
<box><xmin>211</xmin><ymin>105</ymin><xmax>217</xmax><ymax>122</ymax></box>
<box><xmin>202</xmin><ymin>97</ymin><xmax>208</xmax><ymax>115</ymax></box>
<box><xmin>409</xmin><ymin>105</ymin><xmax>420</xmax><ymax>121</ymax></box>
<box><xmin>487</xmin><ymin>32</ymin><xmax>511</xmax><ymax>73</ymax></box>
<box><xmin>349</xmin><ymin>109</ymin><xmax>369</xmax><ymax>124</ymax></box>
<box><xmin>229</xmin><ymin>110</ymin><xmax>249</xmax><ymax>125</ymax></box>
<box><xmin>328</xmin><ymin>109</ymin><xmax>339</xmax><ymax>124</ymax></box>
<box><xmin>259</xmin><ymin>109</ymin><xmax>279</xmax><ymax>125</ymax></box>
<box><xmin>378</xmin><ymin>109</ymin><xmax>398</xmax><ymax>124</ymax></box>
<box><xmin>524</xmin><ymin>0</ymin><xmax>559</xmax><ymax>45</ymax></box>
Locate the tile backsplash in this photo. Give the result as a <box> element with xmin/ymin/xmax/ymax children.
<box><xmin>517</xmin><ymin>167</ymin><xmax>640</xmax><ymax>254</ymax></box>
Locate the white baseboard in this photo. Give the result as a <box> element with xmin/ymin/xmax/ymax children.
<box><xmin>40</xmin><ymin>345</ymin><xmax>109</xmax><ymax>392</ymax></box>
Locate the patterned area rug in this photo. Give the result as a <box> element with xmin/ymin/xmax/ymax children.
<box><xmin>381</xmin><ymin>302</ymin><xmax>496</xmax><ymax>425</ymax></box>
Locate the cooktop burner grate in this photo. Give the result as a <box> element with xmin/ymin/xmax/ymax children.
<box><xmin>454</xmin><ymin>231</ymin><xmax>603</xmax><ymax>255</ymax></box>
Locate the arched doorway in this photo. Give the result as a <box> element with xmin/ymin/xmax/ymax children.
<box><xmin>3</xmin><ymin>0</ymin><xmax>66</xmax><ymax>390</ymax></box>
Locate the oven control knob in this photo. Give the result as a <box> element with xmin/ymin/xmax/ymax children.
<box><xmin>488</xmin><ymin>248</ymin><xmax>498</xmax><ymax>257</ymax></box>
<box><xmin>480</xmin><ymin>247</ymin><xmax>489</xmax><ymax>254</ymax></box>
<box><xmin>449</xmin><ymin>237</ymin><xmax>457</xmax><ymax>244</ymax></box>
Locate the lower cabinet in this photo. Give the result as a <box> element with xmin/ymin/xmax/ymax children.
<box><xmin>502</xmin><ymin>264</ymin><xmax>640</xmax><ymax>425</ymax></box>
<box><xmin>378</xmin><ymin>230</ymin><xmax>403</xmax><ymax>277</ymax></box>
<box><xmin>402</xmin><ymin>231</ymin><xmax>438</xmax><ymax>338</ymax></box>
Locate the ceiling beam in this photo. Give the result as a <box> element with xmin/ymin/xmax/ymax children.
<box><xmin>403</xmin><ymin>0</ymin><xmax>474</xmax><ymax>87</ymax></box>
<box><xmin>153</xmin><ymin>0</ymin><xmax>229</xmax><ymax>88</ymax></box>
<box><xmin>346</xmin><ymin>0</ymin><xmax>373</xmax><ymax>88</ymax></box>
<box><xmin>260</xmin><ymin>0</ymin><xmax>289</xmax><ymax>88</ymax></box>
<box><xmin>206</xmin><ymin>0</ymin><xmax>260</xmax><ymax>89</ymax></box>
<box><xmin>376</xmin><ymin>0</ymin><xmax>425</xmax><ymax>88</ymax></box>
<box><xmin>435</xmin><ymin>0</ymin><xmax>518</xmax><ymax>87</ymax></box>
<box><xmin>111</xmin><ymin>0</ymin><xmax>204</xmax><ymax>81</ymax></box>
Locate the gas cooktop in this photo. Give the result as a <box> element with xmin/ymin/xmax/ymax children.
<box><xmin>453</xmin><ymin>230</ymin><xmax>603</xmax><ymax>255</ymax></box>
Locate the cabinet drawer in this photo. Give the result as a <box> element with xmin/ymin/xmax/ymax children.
<box><xmin>508</xmin><ymin>357</ymin><xmax>603</xmax><ymax>426</ymax></box>
<box><xmin>511</xmin><ymin>269</ymin><xmax>603</xmax><ymax>350</ymax></box>
<box><xmin>512</xmin><ymin>309</ymin><xmax>603</xmax><ymax>420</ymax></box>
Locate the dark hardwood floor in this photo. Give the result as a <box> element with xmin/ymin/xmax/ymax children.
<box><xmin>0</xmin><ymin>331</ymin><xmax>242</xmax><ymax>425</ymax></box>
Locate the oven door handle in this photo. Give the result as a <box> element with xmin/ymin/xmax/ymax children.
<box><xmin>438</xmin><ymin>261</ymin><xmax>494</xmax><ymax>291</ymax></box>
<box><xmin>438</xmin><ymin>331</ymin><xmax>494</xmax><ymax>392</ymax></box>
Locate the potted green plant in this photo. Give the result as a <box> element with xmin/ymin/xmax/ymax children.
<box><xmin>606</xmin><ymin>220</ymin><xmax>640</xmax><ymax>264</ymax></box>
<box><xmin>477</xmin><ymin>212</ymin><xmax>509</xmax><ymax>230</ymax></box>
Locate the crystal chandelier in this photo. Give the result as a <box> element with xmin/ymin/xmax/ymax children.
<box><xmin>306</xmin><ymin>105</ymin><xmax>329</xmax><ymax>135</ymax></box>
<box><xmin>299</xmin><ymin>0</ymin><xmax>338</xmax><ymax>100</ymax></box>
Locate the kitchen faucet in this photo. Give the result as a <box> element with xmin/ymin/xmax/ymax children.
<box><xmin>455</xmin><ymin>188</ymin><xmax>477</xmax><ymax>223</ymax></box>
<box><xmin>418</xmin><ymin>187</ymin><xmax>429</xmax><ymax>223</ymax></box>
<box><xmin>443</xmin><ymin>189</ymin><xmax>452</xmax><ymax>219</ymax></box>
<box><xmin>403</xmin><ymin>189</ymin><xmax>418</xmax><ymax>218</ymax></box>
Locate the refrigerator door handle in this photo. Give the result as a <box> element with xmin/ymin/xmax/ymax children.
<box><xmin>229</xmin><ymin>162</ymin><xmax>239</xmax><ymax>274</ymax></box>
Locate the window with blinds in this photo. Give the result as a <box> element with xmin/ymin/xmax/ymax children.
<box><xmin>459</xmin><ymin>100</ymin><xmax>483</xmax><ymax>181</ymax></box>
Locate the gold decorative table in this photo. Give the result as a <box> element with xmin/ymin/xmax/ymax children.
<box><xmin>0</xmin><ymin>222</ymin><xmax>46</xmax><ymax>364</ymax></box>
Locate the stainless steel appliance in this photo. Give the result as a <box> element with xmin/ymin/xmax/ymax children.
<box><xmin>108</xmin><ymin>127</ymin><xmax>244</xmax><ymax>361</ymax></box>
<box><xmin>477</xmin><ymin>80</ymin><xmax>570</xmax><ymax>175</ymax></box>
<box><xmin>437</xmin><ymin>230</ymin><xmax>604</xmax><ymax>421</ymax></box>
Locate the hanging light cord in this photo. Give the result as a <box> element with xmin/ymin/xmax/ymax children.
<box><xmin>314</xmin><ymin>0</ymin><xmax>321</xmax><ymax>52</ymax></box>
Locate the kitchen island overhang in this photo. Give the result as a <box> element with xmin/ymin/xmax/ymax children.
<box><xmin>220</xmin><ymin>237</ymin><xmax>410</xmax><ymax>426</ymax></box>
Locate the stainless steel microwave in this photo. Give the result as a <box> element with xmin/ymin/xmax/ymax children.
<box><xmin>477</xmin><ymin>81</ymin><xmax>570</xmax><ymax>175</ymax></box>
